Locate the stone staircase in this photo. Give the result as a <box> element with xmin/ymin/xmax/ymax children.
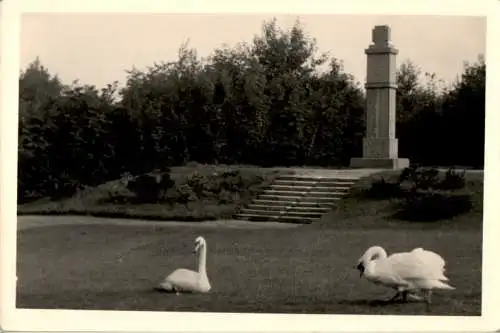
<box><xmin>234</xmin><ymin>173</ymin><xmax>363</xmax><ymax>224</ymax></box>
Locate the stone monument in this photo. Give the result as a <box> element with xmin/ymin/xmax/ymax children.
<box><xmin>350</xmin><ymin>25</ymin><xmax>410</xmax><ymax>169</ymax></box>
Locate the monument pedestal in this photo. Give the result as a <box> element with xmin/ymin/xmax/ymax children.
<box><xmin>350</xmin><ymin>137</ymin><xmax>409</xmax><ymax>169</ymax></box>
<box><xmin>350</xmin><ymin>25</ymin><xmax>410</xmax><ymax>170</ymax></box>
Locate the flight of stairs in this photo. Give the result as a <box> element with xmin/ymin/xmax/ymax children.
<box><xmin>234</xmin><ymin>173</ymin><xmax>361</xmax><ymax>224</ymax></box>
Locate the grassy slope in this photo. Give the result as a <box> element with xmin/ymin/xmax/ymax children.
<box><xmin>18</xmin><ymin>164</ymin><xmax>293</xmax><ymax>221</ymax></box>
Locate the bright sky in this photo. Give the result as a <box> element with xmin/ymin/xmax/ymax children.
<box><xmin>20</xmin><ymin>14</ymin><xmax>485</xmax><ymax>89</ymax></box>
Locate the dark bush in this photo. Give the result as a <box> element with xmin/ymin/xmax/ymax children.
<box><xmin>186</xmin><ymin>172</ymin><xmax>210</xmax><ymax>198</ymax></box>
<box><xmin>161</xmin><ymin>169</ymin><xmax>251</xmax><ymax>205</ymax></box>
<box><xmin>126</xmin><ymin>171</ymin><xmax>175</xmax><ymax>203</ymax></box>
<box><xmin>364</xmin><ymin>177</ymin><xmax>403</xmax><ymax>199</ymax></box>
<box><xmin>394</xmin><ymin>190</ymin><xmax>473</xmax><ymax>221</ymax></box>
<box><xmin>399</xmin><ymin>165</ymin><xmax>440</xmax><ymax>192</ymax></box>
<box><xmin>437</xmin><ymin>168</ymin><xmax>466</xmax><ymax>190</ymax></box>
<box><xmin>164</xmin><ymin>184</ymin><xmax>197</xmax><ymax>204</ymax></box>
<box><xmin>49</xmin><ymin>174</ymin><xmax>84</xmax><ymax>200</ymax></box>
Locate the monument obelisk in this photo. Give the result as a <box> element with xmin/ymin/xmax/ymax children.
<box><xmin>350</xmin><ymin>25</ymin><xmax>410</xmax><ymax>169</ymax></box>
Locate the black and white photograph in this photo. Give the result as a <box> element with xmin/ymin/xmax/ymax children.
<box><xmin>1</xmin><ymin>0</ymin><xmax>499</xmax><ymax>332</ymax></box>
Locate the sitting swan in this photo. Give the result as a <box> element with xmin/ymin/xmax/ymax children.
<box><xmin>355</xmin><ymin>246</ymin><xmax>454</xmax><ymax>304</ymax></box>
<box><xmin>155</xmin><ymin>236</ymin><xmax>211</xmax><ymax>294</ymax></box>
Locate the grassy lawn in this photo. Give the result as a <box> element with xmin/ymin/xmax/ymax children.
<box><xmin>18</xmin><ymin>164</ymin><xmax>292</xmax><ymax>221</ymax></box>
<box><xmin>17</xmin><ymin>218</ymin><xmax>482</xmax><ymax>315</ymax></box>
<box><xmin>16</xmin><ymin>167</ymin><xmax>483</xmax><ymax>315</ymax></box>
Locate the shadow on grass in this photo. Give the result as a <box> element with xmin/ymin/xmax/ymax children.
<box><xmin>391</xmin><ymin>193</ymin><xmax>474</xmax><ymax>223</ymax></box>
<box><xmin>337</xmin><ymin>298</ymin><xmax>428</xmax><ymax>307</ymax></box>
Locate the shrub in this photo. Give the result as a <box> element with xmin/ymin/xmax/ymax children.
<box><xmin>399</xmin><ymin>165</ymin><xmax>440</xmax><ymax>192</ymax></box>
<box><xmin>186</xmin><ymin>171</ymin><xmax>208</xmax><ymax>197</ymax></box>
<box><xmin>165</xmin><ymin>184</ymin><xmax>197</xmax><ymax>204</ymax></box>
<box><xmin>161</xmin><ymin>169</ymin><xmax>250</xmax><ymax>205</ymax></box>
<box><xmin>217</xmin><ymin>189</ymin><xmax>238</xmax><ymax>204</ymax></box>
<box><xmin>49</xmin><ymin>174</ymin><xmax>83</xmax><ymax>200</ymax></box>
<box><xmin>126</xmin><ymin>170</ymin><xmax>175</xmax><ymax>203</ymax></box>
<box><xmin>437</xmin><ymin>168</ymin><xmax>466</xmax><ymax>190</ymax></box>
<box><xmin>394</xmin><ymin>190</ymin><xmax>473</xmax><ymax>221</ymax></box>
<box><xmin>364</xmin><ymin>177</ymin><xmax>403</xmax><ymax>199</ymax></box>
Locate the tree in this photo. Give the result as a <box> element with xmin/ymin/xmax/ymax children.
<box><xmin>439</xmin><ymin>56</ymin><xmax>485</xmax><ymax>167</ymax></box>
<box><xmin>395</xmin><ymin>56</ymin><xmax>485</xmax><ymax>168</ymax></box>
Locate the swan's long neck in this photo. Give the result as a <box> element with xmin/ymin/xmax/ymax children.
<box><xmin>198</xmin><ymin>243</ymin><xmax>207</xmax><ymax>276</ymax></box>
<box><xmin>364</xmin><ymin>246</ymin><xmax>387</xmax><ymax>264</ymax></box>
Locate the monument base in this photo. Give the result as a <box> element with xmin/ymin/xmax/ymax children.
<box><xmin>349</xmin><ymin>157</ymin><xmax>410</xmax><ymax>170</ymax></box>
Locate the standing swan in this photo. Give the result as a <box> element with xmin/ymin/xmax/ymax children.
<box><xmin>355</xmin><ymin>246</ymin><xmax>454</xmax><ymax>304</ymax></box>
<box><xmin>155</xmin><ymin>236</ymin><xmax>211</xmax><ymax>294</ymax></box>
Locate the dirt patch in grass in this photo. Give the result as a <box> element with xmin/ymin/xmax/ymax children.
<box><xmin>18</xmin><ymin>164</ymin><xmax>293</xmax><ymax>222</ymax></box>
<box><xmin>17</xmin><ymin>222</ymin><xmax>481</xmax><ymax>315</ymax></box>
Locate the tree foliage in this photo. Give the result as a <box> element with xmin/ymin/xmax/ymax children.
<box><xmin>395</xmin><ymin>56</ymin><xmax>485</xmax><ymax>167</ymax></box>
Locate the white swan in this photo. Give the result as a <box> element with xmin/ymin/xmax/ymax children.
<box><xmin>155</xmin><ymin>236</ymin><xmax>211</xmax><ymax>294</ymax></box>
<box><xmin>355</xmin><ymin>246</ymin><xmax>454</xmax><ymax>304</ymax></box>
<box><xmin>411</xmin><ymin>247</ymin><xmax>447</xmax><ymax>276</ymax></box>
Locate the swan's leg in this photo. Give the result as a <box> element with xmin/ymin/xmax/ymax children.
<box><xmin>400</xmin><ymin>289</ymin><xmax>422</xmax><ymax>302</ymax></box>
<box><xmin>401</xmin><ymin>290</ymin><xmax>409</xmax><ymax>302</ymax></box>
<box><xmin>425</xmin><ymin>290</ymin><xmax>433</xmax><ymax>304</ymax></box>
<box><xmin>388</xmin><ymin>289</ymin><xmax>402</xmax><ymax>302</ymax></box>
<box><xmin>406</xmin><ymin>292</ymin><xmax>423</xmax><ymax>301</ymax></box>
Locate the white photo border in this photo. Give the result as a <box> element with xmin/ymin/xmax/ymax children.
<box><xmin>1</xmin><ymin>0</ymin><xmax>499</xmax><ymax>332</ymax></box>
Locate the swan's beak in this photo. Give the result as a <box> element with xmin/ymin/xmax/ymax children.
<box><xmin>355</xmin><ymin>262</ymin><xmax>364</xmax><ymax>277</ymax></box>
<box><xmin>193</xmin><ymin>243</ymin><xmax>200</xmax><ymax>253</ymax></box>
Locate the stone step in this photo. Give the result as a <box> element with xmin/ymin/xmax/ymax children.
<box><xmin>257</xmin><ymin>194</ymin><xmax>341</xmax><ymax>203</ymax></box>
<box><xmin>305</xmin><ymin>191</ymin><xmax>346</xmax><ymax>198</ymax></box>
<box><xmin>275</xmin><ymin>179</ymin><xmax>356</xmax><ymax>187</ymax></box>
<box><xmin>240</xmin><ymin>208</ymin><xmax>285</xmax><ymax>216</ymax></box>
<box><xmin>238</xmin><ymin>208</ymin><xmax>326</xmax><ymax>219</ymax></box>
<box><xmin>268</xmin><ymin>184</ymin><xmax>315</xmax><ymax>191</ymax></box>
<box><xmin>273</xmin><ymin>178</ymin><xmax>358</xmax><ymax>186</ymax></box>
<box><xmin>243</xmin><ymin>205</ymin><xmax>287</xmax><ymax>212</ymax></box>
<box><xmin>234</xmin><ymin>213</ymin><xmax>280</xmax><ymax>220</ymax></box>
<box><xmin>310</xmin><ymin>185</ymin><xmax>351</xmax><ymax>192</ymax></box>
<box><xmin>278</xmin><ymin>175</ymin><xmax>359</xmax><ymax>183</ymax></box>
<box><xmin>251</xmin><ymin>199</ymin><xmax>337</xmax><ymax>208</ymax></box>
<box><xmin>237</xmin><ymin>207</ymin><xmax>328</xmax><ymax>216</ymax></box>
<box><xmin>268</xmin><ymin>184</ymin><xmax>351</xmax><ymax>192</ymax></box>
<box><xmin>234</xmin><ymin>172</ymin><xmax>361</xmax><ymax>224</ymax></box>
<box><xmin>235</xmin><ymin>214</ymin><xmax>314</xmax><ymax>224</ymax></box>
<box><xmin>274</xmin><ymin>180</ymin><xmax>318</xmax><ymax>186</ymax></box>
<box><xmin>281</xmin><ymin>210</ymin><xmax>325</xmax><ymax>218</ymax></box>
<box><xmin>245</xmin><ymin>204</ymin><xmax>331</xmax><ymax>213</ymax></box>
<box><xmin>262</xmin><ymin>190</ymin><xmax>345</xmax><ymax>197</ymax></box>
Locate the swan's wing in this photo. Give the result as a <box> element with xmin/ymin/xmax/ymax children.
<box><xmin>412</xmin><ymin>248</ymin><xmax>444</xmax><ymax>262</ymax></box>
<box><xmin>367</xmin><ymin>259</ymin><xmax>412</xmax><ymax>288</ymax></box>
<box><xmin>163</xmin><ymin>268</ymin><xmax>200</xmax><ymax>291</ymax></box>
<box><xmin>389</xmin><ymin>252</ymin><xmax>444</xmax><ymax>281</ymax></box>
<box><xmin>411</xmin><ymin>248</ymin><xmax>447</xmax><ymax>277</ymax></box>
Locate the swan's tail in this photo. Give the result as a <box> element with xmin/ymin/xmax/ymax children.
<box><xmin>154</xmin><ymin>281</ymin><xmax>176</xmax><ymax>293</ymax></box>
<box><xmin>439</xmin><ymin>273</ymin><xmax>449</xmax><ymax>281</ymax></box>
<box><xmin>435</xmin><ymin>280</ymin><xmax>455</xmax><ymax>290</ymax></box>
